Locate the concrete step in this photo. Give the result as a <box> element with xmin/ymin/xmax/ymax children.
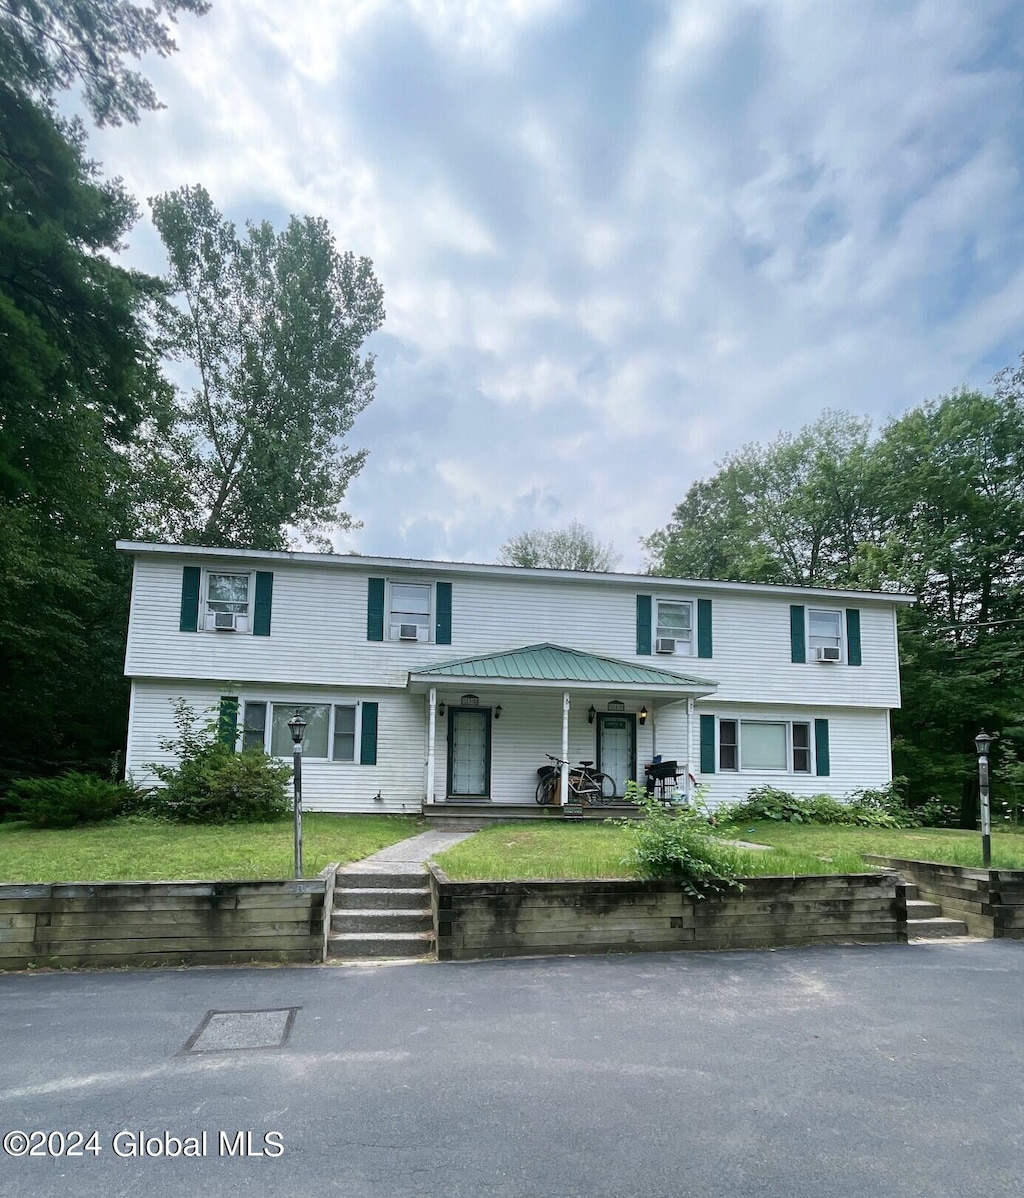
<box><xmin>334</xmin><ymin>886</ymin><xmax>431</xmax><ymax>911</ymax></box>
<box><xmin>906</xmin><ymin>898</ymin><xmax>942</xmax><ymax>919</ymax></box>
<box><xmin>326</xmin><ymin>930</ymin><xmax>435</xmax><ymax>959</ymax></box>
<box><xmin>335</xmin><ymin>868</ymin><xmax>426</xmax><ymax>889</ymax></box>
<box><xmin>903</xmin><ymin>882</ymin><xmax>919</xmax><ymax>901</ymax></box>
<box><xmin>907</xmin><ymin>916</ymin><xmax>970</xmax><ymax>939</ymax></box>
<box><xmin>332</xmin><ymin>908</ymin><xmax>432</xmax><ymax>934</ymax></box>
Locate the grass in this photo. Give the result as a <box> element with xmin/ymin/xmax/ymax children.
<box><xmin>432</xmin><ymin>819</ymin><xmax>1024</xmax><ymax>881</ymax></box>
<box><xmin>719</xmin><ymin>820</ymin><xmax>1024</xmax><ymax>870</ymax></box>
<box><xmin>0</xmin><ymin>814</ymin><xmax>423</xmax><ymax>882</ymax></box>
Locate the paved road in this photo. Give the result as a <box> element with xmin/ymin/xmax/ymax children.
<box><xmin>1</xmin><ymin>940</ymin><xmax>1022</xmax><ymax>1198</ymax></box>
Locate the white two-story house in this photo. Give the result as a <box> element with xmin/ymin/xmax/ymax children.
<box><xmin>117</xmin><ymin>542</ymin><xmax>915</xmax><ymax>815</ymax></box>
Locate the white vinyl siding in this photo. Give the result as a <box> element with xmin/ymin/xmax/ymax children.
<box><xmin>124</xmin><ymin>556</ymin><xmax>903</xmax><ymax>710</ymax></box>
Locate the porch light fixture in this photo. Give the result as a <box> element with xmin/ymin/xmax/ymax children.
<box><xmin>587</xmin><ymin>705</ymin><xmax>596</xmax><ymax>725</ymax></box>
<box><xmin>461</xmin><ymin>694</ymin><xmax>479</xmax><ymax>707</ymax></box>
<box><xmin>438</xmin><ymin>700</ymin><xmax>446</xmax><ymax>717</ymax></box>
<box><xmin>607</xmin><ymin>700</ymin><xmax>625</xmax><ymax>713</ymax></box>
<box><xmin>494</xmin><ymin>705</ymin><xmax>503</xmax><ymax>721</ymax></box>
<box><xmin>638</xmin><ymin>706</ymin><xmax>648</xmax><ymax>726</ymax></box>
<box><xmin>975</xmin><ymin>729</ymin><xmax>998</xmax><ymax>867</ymax></box>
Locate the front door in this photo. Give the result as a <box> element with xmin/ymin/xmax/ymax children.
<box><xmin>447</xmin><ymin>707</ymin><xmax>491</xmax><ymax>799</ymax></box>
<box><xmin>597</xmin><ymin>713</ymin><xmax>635</xmax><ymax>797</ymax></box>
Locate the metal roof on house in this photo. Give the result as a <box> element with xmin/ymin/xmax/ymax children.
<box><xmin>408</xmin><ymin>643</ymin><xmax>716</xmax><ymax>688</ymax></box>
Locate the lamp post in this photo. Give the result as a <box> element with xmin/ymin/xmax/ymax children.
<box><xmin>974</xmin><ymin>729</ymin><xmax>996</xmax><ymax>868</ymax></box>
<box><xmin>288</xmin><ymin>713</ymin><xmax>307</xmax><ymax>878</ymax></box>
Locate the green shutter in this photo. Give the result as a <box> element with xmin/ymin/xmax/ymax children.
<box><xmin>814</xmin><ymin>718</ymin><xmax>830</xmax><ymax>777</ymax></box>
<box><xmin>435</xmin><ymin>581</ymin><xmax>452</xmax><ymax>645</ymax></box>
<box><xmin>699</xmin><ymin>714</ymin><xmax>716</xmax><ymax>774</ymax></box>
<box><xmin>253</xmin><ymin>571</ymin><xmax>273</xmax><ymax>636</ymax></box>
<box><xmin>180</xmin><ymin>566</ymin><xmax>201</xmax><ymax>632</ymax></box>
<box><xmin>218</xmin><ymin>696</ymin><xmax>239</xmax><ymax>751</ymax></box>
<box><xmin>790</xmin><ymin>605</ymin><xmax>806</xmax><ymax>663</ymax></box>
<box><xmin>367</xmin><ymin>578</ymin><xmax>385</xmax><ymax>641</ymax></box>
<box><xmin>846</xmin><ymin>608</ymin><xmax>862</xmax><ymax>666</ymax></box>
<box><xmin>697</xmin><ymin>598</ymin><xmax>713</xmax><ymax>659</ymax></box>
<box><xmin>360</xmin><ymin>701</ymin><xmax>379</xmax><ymax>765</ymax></box>
<box><xmin>636</xmin><ymin>595</ymin><xmax>652</xmax><ymax>655</ymax></box>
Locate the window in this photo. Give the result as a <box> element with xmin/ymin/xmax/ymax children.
<box><xmin>719</xmin><ymin>720</ymin><xmax>738</xmax><ymax>771</ymax></box>
<box><xmin>655</xmin><ymin>599</ymin><xmax>693</xmax><ymax>654</ymax></box>
<box><xmin>808</xmin><ymin>608</ymin><xmax>842</xmax><ymax>657</ymax></box>
<box><xmin>204</xmin><ymin>571</ymin><xmax>251</xmax><ymax>632</ymax></box>
<box><xmin>389</xmin><ymin>583</ymin><xmax>431</xmax><ymax>642</ymax></box>
<box><xmin>718</xmin><ymin>719</ymin><xmax>812</xmax><ymax>773</ymax></box>
<box><xmin>243</xmin><ymin>701</ymin><xmax>357</xmax><ymax>761</ymax></box>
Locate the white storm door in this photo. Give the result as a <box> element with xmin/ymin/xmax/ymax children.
<box><xmin>597</xmin><ymin>713</ymin><xmax>635</xmax><ymax>797</ymax></box>
<box><xmin>448</xmin><ymin>708</ymin><xmax>491</xmax><ymax>798</ymax></box>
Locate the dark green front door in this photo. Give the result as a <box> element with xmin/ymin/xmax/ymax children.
<box><xmin>447</xmin><ymin>707</ymin><xmax>491</xmax><ymax>799</ymax></box>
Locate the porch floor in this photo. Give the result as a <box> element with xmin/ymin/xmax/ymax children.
<box><xmin>422</xmin><ymin>800</ymin><xmax>643</xmax><ymax>824</ymax></box>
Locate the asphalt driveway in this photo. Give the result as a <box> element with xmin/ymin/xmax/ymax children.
<box><xmin>1</xmin><ymin>940</ymin><xmax>1022</xmax><ymax>1198</ymax></box>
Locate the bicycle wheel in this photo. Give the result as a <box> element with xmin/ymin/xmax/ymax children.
<box><xmin>535</xmin><ymin>775</ymin><xmax>557</xmax><ymax>805</ymax></box>
<box><xmin>575</xmin><ymin>776</ymin><xmax>602</xmax><ymax>807</ymax></box>
<box><xmin>588</xmin><ymin>772</ymin><xmax>617</xmax><ymax>804</ymax></box>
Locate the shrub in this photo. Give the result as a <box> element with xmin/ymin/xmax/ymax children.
<box><xmin>146</xmin><ymin>700</ymin><xmax>291</xmax><ymax>824</ymax></box>
<box><xmin>617</xmin><ymin>782</ymin><xmax>744</xmax><ymax>899</ymax></box>
<box><xmin>720</xmin><ymin>782</ymin><xmax>915</xmax><ymax>828</ymax></box>
<box><xmin>8</xmin><ymin>772</ymin><xmax>136</xmax><ymax>828</ymax></box>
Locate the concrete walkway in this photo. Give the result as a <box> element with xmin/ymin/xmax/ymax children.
<box><xmin>342</xmin><ymin>828</ymin><xmax>477</xmax><ymax>873</ymax></box>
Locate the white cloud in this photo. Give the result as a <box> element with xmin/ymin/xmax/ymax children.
<box><xmin>89</xmin><ymin>0</ymin><xmax>1024</xmax><ymax>571</ymax></box>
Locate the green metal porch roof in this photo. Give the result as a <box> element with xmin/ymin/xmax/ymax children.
<box><xmin>408</xmin><ymin>643</ymin><xmax>716</xmax><ymax>688</ymax></box>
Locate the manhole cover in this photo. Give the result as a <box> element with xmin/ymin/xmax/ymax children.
<box><xmin>182</xmin><ymin>1007</ymin><xmax>299</xmax><ymax>1054</ymax></box>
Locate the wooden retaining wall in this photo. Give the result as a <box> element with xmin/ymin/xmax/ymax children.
<box><xmin>864</xmin><ymin>855</ymin><xmax>1024</xmax><ymax>939</ymax></box>
<box><xmin>0</xmin><ymin>864</ymin><xmax>337</xmax><ymax>970</ymax></box>
<box><xmin>428</xmin><ymin>869</ymin><xmax>904</xmax><ymax>961</ymax></box>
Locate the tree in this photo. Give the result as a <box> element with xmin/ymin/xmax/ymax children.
<box><xmin>140</xmin><ymin>185</ymin><xmax>386</xmax><ymax>551</ymax></box>
<box><xmin>0</xmin><ymin>0</ymin><xmax>206</xmax><ymax>783</ymax></box>
<box><xmin>499</xmin><ymin>521</ymin><xmax>621</xmax><ymax>572</ymax></box>
<box><xmin>0</xmin><ymin>0</ymin><xmax>209</xmax><ymax>126</ymax></box>
<box><xmin>644</xmin><ymin>411</ymin><xmax>878</xmax><ymax>587</ymax></box>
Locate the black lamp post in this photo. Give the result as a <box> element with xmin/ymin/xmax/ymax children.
<box><xmin>288</xmin><ymin>713</ymin><xmax>307</xmax><ymax>878</ymax></box>
<box><xmin>974</xmin><ymin>729</ymin><xmax>996</xmax><ymax>868</ymax></box>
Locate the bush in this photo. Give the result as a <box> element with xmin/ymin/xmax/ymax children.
<box><xmin>720</xmin><ymin>782</ymin><xmax>916</xmax><ymax>828</ymax></box>
<box><xmin>8</xmin><ymin>772</ymin><xmax>136</xmax><ymax>828</ymax></box>
<box><xmin>146</xmin><ymin>700</ymin><xmax>292</xmax><ymax>824</ymax></box>
<box><xmin>617</xmin><ymin>782</ymin><xmax>744</xmax><ymax>899</ymax></box>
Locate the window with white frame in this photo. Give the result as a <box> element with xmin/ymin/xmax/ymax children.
<box><xmin>389</xmin><ymin>583</ymin><xmax>431</xmax><ymax>642</ymax></box>
<box><xmin>807</xmin><ymin>608</ymin><xmax>842</xmax><ymax>659</ymax></box>
<box><xmin>242</xmin><ymin>701</ymin><xmax>358</xmax><ymax>761</ymax></box>
<box><xmin>204</xmin><ymin>571</ymin><xmax>252</xmax><ymax>632</ymax></box>
<box><xmin>718</xmin><ymin>719</ymin><xmax>812</xmax><ymax>773</ymax></box>
<box><xmin>655</xmin><ymin>598</ymin><xmax>693</xmax><ymax>654</ymax></box>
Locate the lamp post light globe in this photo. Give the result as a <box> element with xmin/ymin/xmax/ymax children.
<box><xmin>288</xmin><ymin>713</ymin><xmax>307</xmax><ymax>745</ymax></box>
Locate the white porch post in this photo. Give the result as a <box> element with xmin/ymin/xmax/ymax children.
<box><xmin>426</xmin><ymin>686</ymin><xmax>437</xmax><ymax>804</ymax></box>
<box><xmin>560</xmin><ymin>691</ymin><xmax>570</xmax><ymax>806</ymax></box>
<box><xmin>686</xmin><ymin>698</ymin><xmax>694</xmax><ymax>801</ymax></box>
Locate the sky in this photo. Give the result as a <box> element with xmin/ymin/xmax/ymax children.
<box><xmin>90</xmin><ymin>0</ymin><xmax>1024</xmax><ymax>570</ymax></box>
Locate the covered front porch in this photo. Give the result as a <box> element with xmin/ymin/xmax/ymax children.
<box><xmin>408</xmin><ymin>643</ymin><xmax>717</xmax><ymax>819</ymax></box>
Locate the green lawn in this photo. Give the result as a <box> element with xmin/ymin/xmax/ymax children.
<box><xmin>0</xmin><ymin>814</ymin><xmax>423</xmax><ymax>882</ymax></box>
<box><xmin>432</xmin><ymin>820</ymin><xmax>1024</xmax><ymax>881</ymax></box>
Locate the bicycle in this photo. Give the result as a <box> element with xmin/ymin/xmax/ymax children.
<box><xmin>535</xmin><ymin>753</ymin><xmax>617</xmax><ymax>806</ymax></box>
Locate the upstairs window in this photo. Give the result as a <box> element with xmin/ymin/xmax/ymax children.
<box><xmin>389</xmin><ymin>583</ymin><xmax>431</xmax><ymax>642</ymax></box>
<box><xmin>205</xmin><ymin>572</ymin><xmax>251</xmax><ymax>632</ymax></box>
<box><xmin>655</xmin><ymin>599</ymin><xmax>693</xmax><ymax>655</ymax></box>
<box><xmin>808</xmin><ymin>608</ymin><xmax>842</xmax><ymax>659</ymax></box>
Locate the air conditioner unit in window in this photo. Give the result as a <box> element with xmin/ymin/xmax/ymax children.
<box><xmin>399</xmin><ymin>623</ymin><xmax>420</xmax><ymax>641</ymax></box>
<box><xmin>213</xmin><ymin>611</ymin><xmax>239</xmax><ymax>631</ymax></box>
<box><xmin>815</xmin><ymin>646</ymin><xmax>841</xmax><ymax>662</ymax></box>
<box><xmin>655</xmin><ymin>637</ymin><xmax>676</xmax><ymax>654</ymax></box>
